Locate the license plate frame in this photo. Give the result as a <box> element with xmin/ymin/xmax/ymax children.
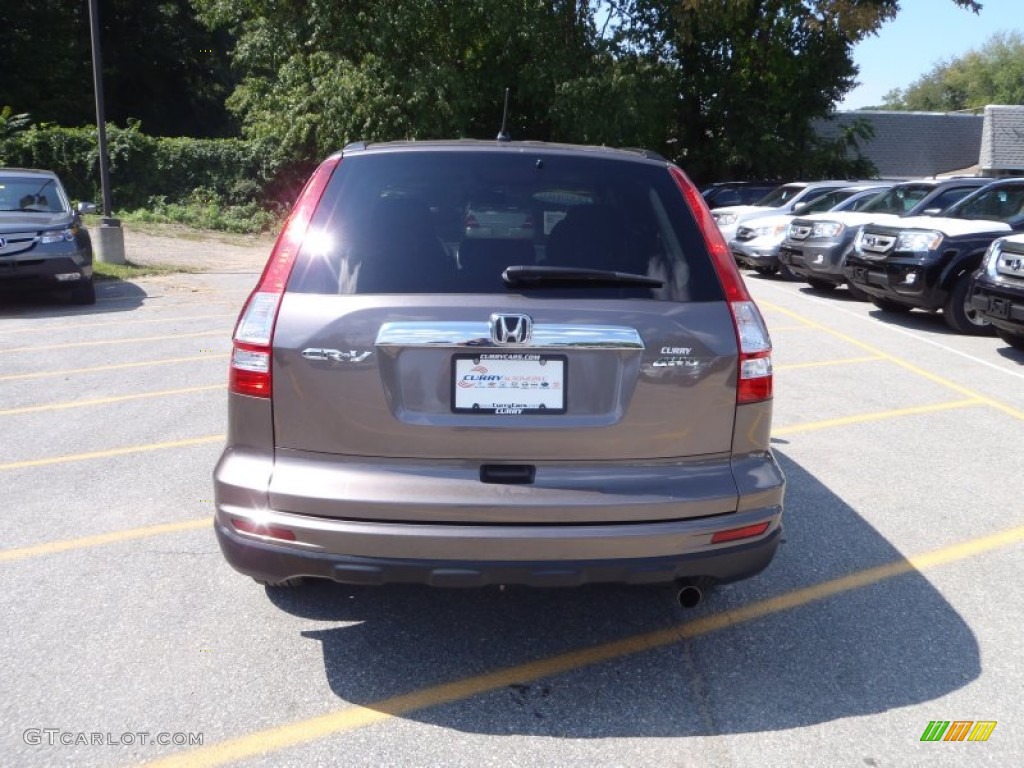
<box><xmin>451</xmin><ymin>353</ymin><xmax>566</xmax><ymax>414</ymax></box>
<box><xmin>988</xmin><ymin>297</ymin><xmax>1010</xmax><ymax>320</ymax></box>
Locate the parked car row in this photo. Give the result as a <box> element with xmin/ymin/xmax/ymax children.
<box><xmin>713</xmin><ymin>176</ymin><xmax>1024</xmax><ymax>349</ymax></box>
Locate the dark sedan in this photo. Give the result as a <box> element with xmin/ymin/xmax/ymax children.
<box><xmin>0</xmin><ymin>168</ymin><xmax>96</xmax><ymax>304</ymax></box>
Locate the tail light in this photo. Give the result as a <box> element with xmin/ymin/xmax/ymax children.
<box><xmin>229</xmin><ymin>155</ymin><xmax>341</xmax><ymax>397</ymax></box>
<box><xmin>669</xmin><ymin>166</ymin><xmax>773</xmax><ymax>404</ymax></box>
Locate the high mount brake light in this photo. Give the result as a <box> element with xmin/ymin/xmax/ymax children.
<box><xmin>229</xmin><ymin>155</ymin><xmax>341</xmax><ymax>397</ymax></box>
<box><xmin>669</xmin><ymin>166</ymin><xmax>773</xmax><ymax>404</ymax></box>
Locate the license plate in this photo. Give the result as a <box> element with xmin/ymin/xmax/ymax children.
<box><xmin>989</xmin><ymin>297</ymin><xmax>1010</xmax><ymax>319</ymax></box>
<box><xmin>452</xmin><ymin>353</ymin><xmax>566</xmax><ymax>414</ymax></box>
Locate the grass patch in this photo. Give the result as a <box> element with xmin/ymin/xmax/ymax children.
<box><xmin>118</xmin><ymin>194</ymin><xmax>283</xmax><ymax>234</ymax></box>
<box><xmin>92</xmin><ymin>260</ymin><xmax>195</xmax><ymax>282</ymax></box>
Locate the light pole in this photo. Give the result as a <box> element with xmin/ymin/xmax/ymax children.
<box><xmin>88</xmin><ymin>0</ymin><xmax>125</xmax><ymax>264</ymax></box>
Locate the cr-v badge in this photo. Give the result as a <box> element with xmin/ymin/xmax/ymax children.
<box><xmin>302</xmin><ymin>348</ymin><xmax>373</xmax><ymax>362</ymax></box>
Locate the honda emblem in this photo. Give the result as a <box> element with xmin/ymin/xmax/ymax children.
<box><xmin>490</xmin><ymin>313</ymin><xmax>532</xmax><ymax>345</ymax></box>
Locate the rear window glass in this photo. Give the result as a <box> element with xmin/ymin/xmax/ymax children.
<box><xmin>286</xmin><ymin>150</ymin><xmax>723</xmax><ymax>301</ymax></box>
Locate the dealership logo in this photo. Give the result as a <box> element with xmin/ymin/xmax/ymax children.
<box><xmin>490</xmin><ymin>314</ymin><xmax>532</xmax><ymax>345</ymax></box>
<box><xmin>920</xmin><ymin>720</ymin><xmax>997</xmax><ymax>742</ymax></box>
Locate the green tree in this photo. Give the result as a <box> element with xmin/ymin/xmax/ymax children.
<box><xmin>881</xmin><ymin>31</ymin><xmax>1024</xmax><ymax>111</ymax></box>
<box><xmin>600</xmin><ymin>0</ymin><xmax>981</xmax><ymax>180</ymax></box>
<box><xmin>193</xmin><ymin>0</ymin><xmax>600</xmax><ymax>159</ymax></box>
<box><xmin>0</xmin><ymin>0</ymin><xmax>235</xmax><ymax>137</ymax></box>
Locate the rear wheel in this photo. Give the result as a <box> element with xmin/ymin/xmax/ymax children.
<box><xmin>753</xmin><ymin>266</ymin><xmax>778</xmax><ymax>276</ymax></box>
<box><xmin>942</xmin><ymin>274</ymin><xmax>994</xmax><ymax>335</ymax></box>
<box><xmin>69</xmin><ymin>279</ymin><xmax>96</xmax><ymax>305</ymax></box>
<box><xmin>806</xmin><ymin>278</ymin><xmax>837</xmax><ymax>292</ymax></box>
<box><xmin>870</xmin><ymin>296</ymin><xmax>912</xmax><ymax>314</ymax></box>
<box><xmin>996</xmin><ymin>327</ymin><xmax>1024</xmax><ymax>350</ymax></box>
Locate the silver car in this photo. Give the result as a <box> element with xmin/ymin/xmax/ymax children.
<box><xmin>214</xmin><ymin>141</ymin><xmax>784</xmax><ymax>603</ymax></box>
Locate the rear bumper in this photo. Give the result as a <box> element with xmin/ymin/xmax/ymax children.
<box><xmin>214</xmin><ymin>513</ymin><xmax>782</xmax><ymax>587</ymax></box>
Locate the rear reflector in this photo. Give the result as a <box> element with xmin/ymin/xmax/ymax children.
<box><xmin>231</xmin><ymin>517</ymin><xmax>296</xmax><ymax>541</ymax></box>
<box><xmin>229</xmin><ymin>154</ymin><xmax>341</xmax><ymax>397</ymax></box>
<box><xmin>668</xmin><ymin>166</ymin><xmax>773</xmax><ymax>404</ymax></box>
<box><xmin>710</xmin><ymin>522</ymin><xmax>771</xmax><ymax>544</ymax></box>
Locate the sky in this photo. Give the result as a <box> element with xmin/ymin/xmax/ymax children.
<box><xmin>839</xmin><ymin>0</ymin><xmax>1023</xmax><ymax>110</ymax></box>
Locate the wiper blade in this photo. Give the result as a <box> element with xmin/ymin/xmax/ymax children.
<box><xmin>502</xmin><ymin>265</ymin><xmax>664</xmax><ymax>288</ymax></box>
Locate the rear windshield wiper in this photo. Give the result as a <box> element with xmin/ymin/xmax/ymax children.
<box><xmin>502</xmin><ymin>265</ymin><xmax>664</xmax><ymax>288</ymax></box>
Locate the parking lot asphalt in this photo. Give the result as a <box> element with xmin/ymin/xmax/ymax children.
<box><xmin>1</xmin><ymin>265</ymin><xmax>1022</xmax><ymax>768</ymax></box>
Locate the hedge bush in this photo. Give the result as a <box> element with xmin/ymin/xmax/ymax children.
<box><xmin>0</xmin><ymin>123</ymin><xmax>296</xmax><ymax>229</ymax></box>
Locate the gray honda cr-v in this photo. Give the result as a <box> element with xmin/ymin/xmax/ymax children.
<box><xmin>214</xmin><ymin>140</ymin><xmax>785</xmax><ymax>598</ymax></box>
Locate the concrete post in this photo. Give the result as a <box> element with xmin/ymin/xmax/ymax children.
<box><xmin>94</xmin><ymin>219</ymin><xmax>126</xmax><ymax>265</ymax></box>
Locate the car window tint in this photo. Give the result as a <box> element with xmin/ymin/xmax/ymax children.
<box><xmin>287</xmin><ymin>151</ymin><xmax>724</xmax><ymax>301</ymax></box>
<box><xmin>0</xmin><ymin>177</ymin><xmax>65</xmax><ymax>212</ymax></box>
<box><xmin>946</xmin><ymin>184</ymin><xmax>1024</xmax><ymax>222</ymax></box>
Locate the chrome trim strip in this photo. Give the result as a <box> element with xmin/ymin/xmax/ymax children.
<box><xmin>375</xmin><ymin>321</ymin><xmax>645</xmax><ymax>350</ymax></box>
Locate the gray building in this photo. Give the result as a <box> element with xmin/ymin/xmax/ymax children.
<box><xmin>979</xmin><ymin>104</ymin><xmax>1024</xmax><ymax>177</ymax></box>
<box><xmin>816</xmin><ymin>105</ymin><xmax>1024</xmax><ymax>178</ymax></box>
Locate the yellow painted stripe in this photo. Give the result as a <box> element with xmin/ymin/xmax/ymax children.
<box><xmin>762</xmin><ymin>302</ymin><xmax>1024</xmax><ymax>422</ymax></box>
<box><xmin>139</xmin><ymin>522</ymin><xmax>1024</xmax><ymax>768</ymax></box>
<box><xmin>0</xmin><ymin>312</ymin><xmax>236</xmax><ymax>336</ymax></box>
<box><xmin>774</xmin><ymin>399</ymin><xmax>984</xmax><ymax>436</ymax></box>
<box><xmin>0</xmin><ymin>384</ymin><xmax>224</xmax><ymax>417</ymax></box>
<box><xmin>0</xmin><ymin>354</ymin><xmax>228</xmax><ymax>382</ymax></box>
<box><xmin>0</xmin><ymin>329</ymin><xmax>224</xmax><ymax>354</ymax></box>
<box><xmin>0</xmin><ymin>519</ymin><xmax>209</xmax><ymax>563</ymax></box>
<box><xmin>0</xmin><ymin>434</ymin><xmax>224</xmax><ymax>472</ymax></box>
<box><xmin>774</xmin><ymin>355</ymin><xmax>883</xmax><ymax>371</ymax></box>
<box><xmin>766</xmin><ymin>324</ymin><xmax>815</xmax><ymax>331</ymax></box>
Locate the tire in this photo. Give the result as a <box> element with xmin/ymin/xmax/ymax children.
<box><xmin>753</xmin><ymin>266</ymin><xmax>778</xmax><ymax>276</ymax></box>
<box><xmin>870</xmin><ymin>296</ymin><xmax>912</xmax><ymax>314</ymax></box>
<box><xmin>846</xmin><ymin>282</ymin><xmax>870</xmax><ymax>301</ymax></box>
<box><xmin>69</xmin><ymin>279</ymin><xmax>96</xmax><ymax>305</ymax></box>
<box><xmin>996</xmin><ymin>327</ymin><xmax>1024</xmax><ymax>350</ymax></box>
<box><xmin>942</xmin><ymin>274</ymin><xmax>994</xmax><ymax>336</ymax></box>
<box><xmin>252</xmin><ymin>577</ymin><xmax>303</xmax><ymax>589</ymax></box>
<box><xmin>806</xmin><ymin>278</ymin><xmax>837</xmax><ymax>292</ymax></box>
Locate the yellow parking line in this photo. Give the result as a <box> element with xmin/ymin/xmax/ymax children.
<box><xmin>0</xmin><ymin>519</ymin><xmax>210</xmax><ymax>564</ymax></box>
<box><xmin>774</xmin><ymin>355</ymin><xmax>883</xmax><ymax>371</ymax></box>
<box><xmin>767</xmin><ymin>324</ymin><xmax>816</xmax><ymax>331</ymax></box>
<box><xmin>0</xmin><ymin>384</ymin><xmax>225</xmax><ymax>417</ymax></box>
<box><xmin>0</xmin><ymin>329</ymin><xmax>224</xmax><ymax>354</ymax></box>
<box><xmin>774</xmin><ymin>399</ymin><xmax>984</xmax><ymax>436</ymax></box>
<box><xmin>0</xmin><ymin>434</ymin><xmax>224</xmax><ymax>472</ymax></box>
<box><xmin>0</xmin><ymin>312</ymin><xmax>235</xmax><ymax>336</ymax></box>
<box><xmin>0</xmin><ymin>354</ymin><xmax>228</xmax><ymax>382</ymax></box>
<box><xmin>762</xmin><ymin>302</ymin><xmax>1024</xmax><ymax>422</ymax></box>
<box><xmin>139</xmin><ymin>522</ymin><xmax>1024</xmax><ymax>768</ymax></box>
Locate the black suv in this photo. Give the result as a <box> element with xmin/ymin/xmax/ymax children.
<box><xmin>780</xmin><ymin>178</ymin><xmax>989</xmax><ymax>295</ymax></box>
<box><xmin>844</xmin><ymin>179</ymin><xmax>1024</xmax><ymax>334</ymax></box>
<box><xmin>969</xmin><ymin>234</ymin><xmax>1024</xmax><ymax>349</ymax></box>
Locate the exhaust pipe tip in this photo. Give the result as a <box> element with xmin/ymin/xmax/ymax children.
<box><xmin>671</xmin><ymin>581</ymin><xmax>712</xmax><ymax>610</ymax></box>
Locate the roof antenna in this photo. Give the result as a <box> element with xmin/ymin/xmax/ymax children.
<box><xmin>496</xmin><ymin>87</ymin><xmax>511</xmax><ymax>142</ymax></box>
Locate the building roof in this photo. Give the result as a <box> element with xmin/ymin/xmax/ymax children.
<box><xmin>979</xmin><ymin>105</ymin><xmax>1024</xmax><ymax>173</ymax></box>
<box><xmin>815</xmin><ymin>111</ymin><xmax>984</xmax><ymax>178</ymax></box>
